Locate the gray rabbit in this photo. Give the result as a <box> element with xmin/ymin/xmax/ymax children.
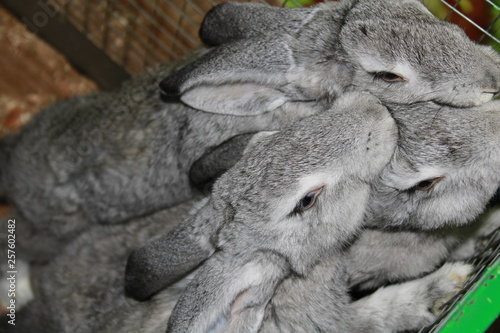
<box><xmin>2</xmin><ymin>93</ymin><xmax>472</xmax><ymax>333</ymax></box>
<box><xmin>165</xmin><ymin>0</ymin><xmax>500</xmax><ymax>112</ymax></box>
<box><xmin>2</xmin><ymin>0</ymin><xmax>499</xmax><ymax>263</ymax></box>
<box><xmin>172</xmin><ymin>0</ymin><xmax>500</xmax><ymax>290</ymax></box>
<box><xmin>0</xmin><ymin>59</ymin><xmax>320</xmax><ymax>262</ymax></box>
<box><xmin>189</xmin><ymin>97</ymin><xmax>500</xmax><ymax>292</ymax></box>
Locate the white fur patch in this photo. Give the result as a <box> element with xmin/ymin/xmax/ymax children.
<box><xmin>357</xmin><ymin>54</ymin><xmax>417</xmax><ymax>83</ymax></box>
<box><xmin>384</xmin><ymin>165</ymin><xmax>448</xmax><ymax>190</ymax></box>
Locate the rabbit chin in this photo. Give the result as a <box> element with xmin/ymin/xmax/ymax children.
<box><xmin>431</xmin><ymin>88</ymin><xmax>498</xmax><ymax>107</ymax></box>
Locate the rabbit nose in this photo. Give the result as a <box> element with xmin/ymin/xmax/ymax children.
<box><xmin>481</xmin><ymin>70</ymin><xmax>500</xmax><ymax>102</ymax></box>
<box><xmin>480</xmin><ymin>91</ymin><xmax>496</xmax><ymax>103</ymax></box>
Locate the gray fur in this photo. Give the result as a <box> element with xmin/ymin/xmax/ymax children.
<box><xmin>344</xmin><ymin>99</ymin><xmax>500</xmax><ymax>289</ymax></box>
<box><xmin>368</xmin><ymin>100</ymin><xmax>500</xmax><ymax>230</ymax></box>
<box><xmin>11</xmin><ymin>93</ymin><xmax>472</xmax><ymax>333</ymax></box>
<box><xmin>163</xmin><ymin>92</ymin><xmax>398</xmax><ymax>331</ymax></box>
<box><xmin>10</xmin><ymin>203</ymin><xmax>471</xmax><ymax>333</ymax></box>
<box><xmin>0</xmin><ymin>58</ymin><xmax>321</xmax><ymax>262</ymax></box>
<box><xmin>176</xmin><ymin>0</ymin><xmax>500</xmax><ymax>291</ymax></box>
<box><xmin>165</xmin><ymin>0</ymin><xmax>500</xmax><ymax>111</ymax></box>
<box><xmin>2</xmin><ymin>0</ymin><xmax>499</xmax><ymax>264</ymax></box>
<box><xmin>126</xmin><ymin>92</ymin><xmax>397</xmax><ymax>300</ymax></box>
<box><xmin>3</xmin><ymin>202</ymin><xmax>192</xmax><ymax>333</ymax></box>
<box><xmin>176</xmin><ymin>98</ymin><xmax>500</xmax><ymax>291</ymax></box>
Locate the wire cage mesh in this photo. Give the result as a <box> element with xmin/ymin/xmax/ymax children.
<box><xmin>429</xmin><ymin>0</ymin><xmax>500</xmax><ymax>45</ymax></box>
<box><xmin>47</xmin><ymin>0</ymin><xmax>500</xmax><ymax>75</ymax></box>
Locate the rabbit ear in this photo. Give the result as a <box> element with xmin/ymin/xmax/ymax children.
<box><xmin>189</xmin><ymin>133</ymin><xmax>258</xmax><ymax>193</ymax></box>
<box><xmin>160</xmin><ymin>36</ymin><xmax>298</xmax><ymax>116</ymax></box>
<box><xmin>167</xmin><ymin>251</ymin><xmax>290</xmax><ymax>333</ymax></box>
<box><xmin>199</xmin><ymin>2</ymin><xmax>315</xmax><ymax>46</ymax></box>
<box><xmin>163</xmin><ymin>4</ymin><xmax>356</xmax><ymax>116</ymax></box>
<box><xmin>189</xmin><ymin>131</ymin><xmax>278</xmax><ymax>193</ymax></box>
<box><xmin>125</xmin><ymin>198</ymin><xmax>223</xmax><ymax>301</ymax></box>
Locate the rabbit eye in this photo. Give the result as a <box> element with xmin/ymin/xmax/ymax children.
<box><xmin>373</xmin><ymin>71</ymin><xmax>406</xmax><ymax>83</ymax></box>
<box><xmin>291</xmin><ymin>186</ymin><xmax>324</xmax><ymax>216</ymax></box>
<box><xmin>412</xmin><ymin>176</ymin><xmax>445</xmax><ymax>191</ymax></box>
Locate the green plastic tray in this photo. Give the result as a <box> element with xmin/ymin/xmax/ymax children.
<box><xmin>421</xmin><ymin>229</ymin><xmax>499</xmax><ymax>333</ymax></box>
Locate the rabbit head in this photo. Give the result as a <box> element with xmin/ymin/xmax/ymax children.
<box><xmin>339</xmin><ymin>0</ymin><xmax>500</xmax><ymax>107</ymax></box>
<box><xmin>365</xmin><ymin>99</ymin><xmax>500</xmax><ymax>230</ymax></box>
<box><xmin>161</xmin><ymin>0</ymin><xmax>499</xmax><ymax>116</ymax></box>
<box><xmin>125</xmin><ymin>92</ymin><xmax>397</xmax><ymax>331</ymax></box>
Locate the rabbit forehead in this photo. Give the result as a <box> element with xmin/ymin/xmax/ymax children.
<box><xmin>390</xmin><ymin>99</ymin><xmax>498</xmax><ymax>137</ymax></box>
<box><xmin>350</xmin><ymin>0</ymin><xmax>433</xmax><ymax>17</ymax></box>
<box><xmin>379</xmin><ymin>101</ymin><xmax>500</xmax><ymax>191</ymax></box>
<box><xmin>341</xmin><ymin>1</ymin><xmax>482</xmax><ymax>76</ymax></box>
<box><xmin>372</xmin><ymin>163</ymin><xmax>500</xmax><ymax>228</ymax></box>
<box><xmin>214</xmin><ymin>94</ymin><xmax>397</xmax><ymax>206</ymax></box>
<box><xmin>236</xmin><ymin>170</ymin><xmax>368</xmax><ymax>273</ymax></box>
<box><xmin>344</xmin><ymin>24</ymin><xmax>477</xmax><ymax>73</ymax></box>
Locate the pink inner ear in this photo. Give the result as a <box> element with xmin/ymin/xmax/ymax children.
<box><xmin>224</xmin><ymin>287</ymin><xmax>269</xmax><ymax>333</ymax></box>
<box><xmin>230</xmin><ymin>289</ymin><xmax>250</xmax><ymax>316</ymax></box>
<box><xmin>219</xmin><ymin>258</ymin><xmax>287</xmax><ymax>332</ymax></box>
<box><xmin>180</xmin><ymin>83</ymin><xmax>287</xmax><ymax>116</ymax></box>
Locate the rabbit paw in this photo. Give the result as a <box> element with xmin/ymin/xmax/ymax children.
<box><xmin>426</xmin><ymin>262</ymin><xmax>472</xmax><ymax>315</ymax></box>
<box><xmin>352</xmin><ymin>262</ymin><xmax>473</xmax><ymax>332</ymax></box>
